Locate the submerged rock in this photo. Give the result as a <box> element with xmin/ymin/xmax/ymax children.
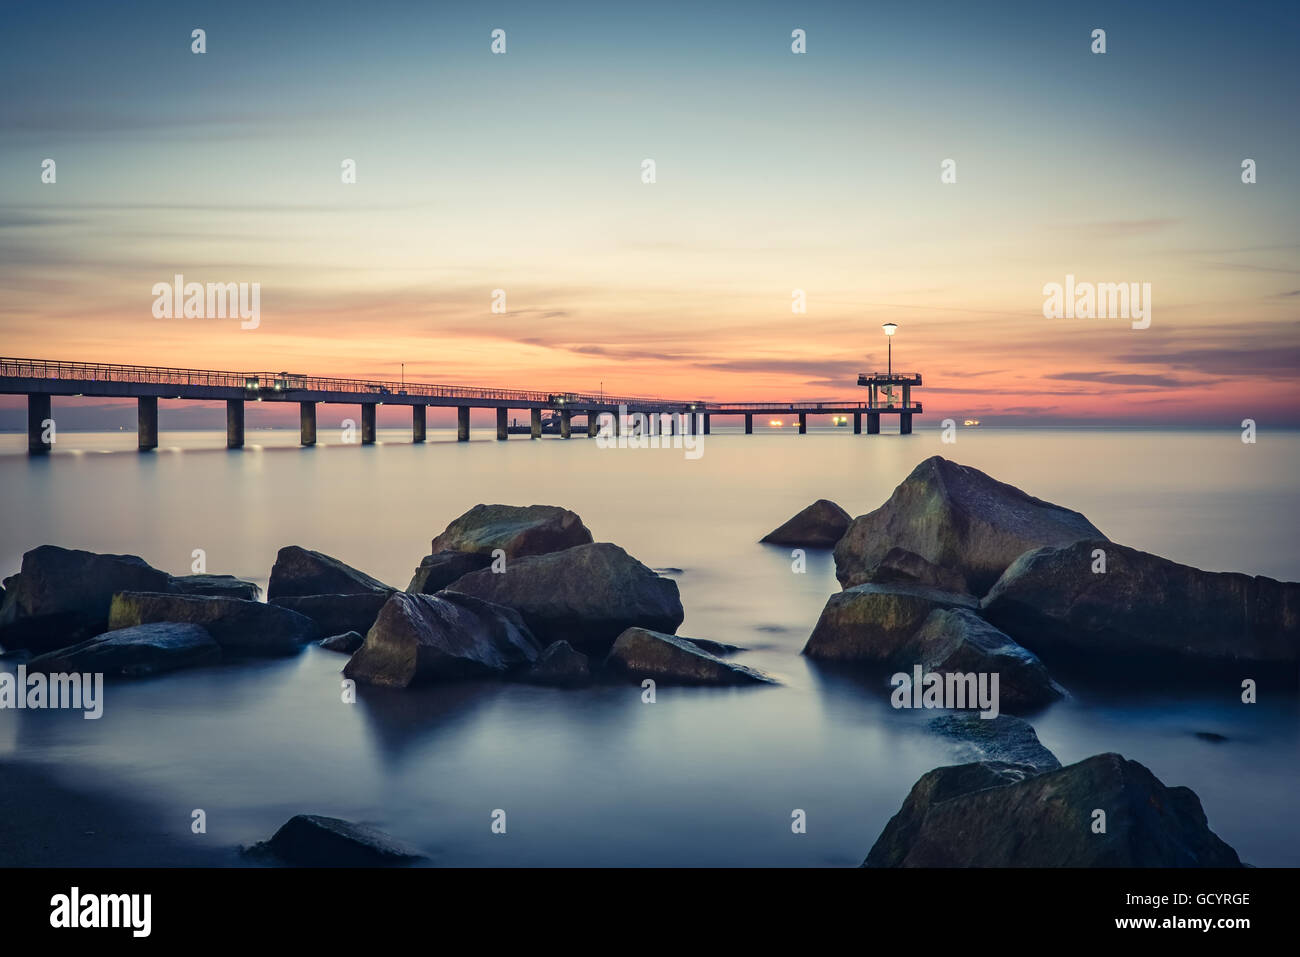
<box><xmin>168</xmin><ymin>574</ymin><xmax>260</xmax><ymax>601</ymax></box>
<box><xmin>834</xmin><ymin>456</ymin><xmax>1106</xmax><ymax>596</ymax></box>
<box><xmin>903</xmin><ymin>608</ymin><xmax>1064</xmax><ymax>713</ymax></box>
<box><xmin>270</xmin><ymin>592</ymin><xmax>392</xmax><ymax>637</ymax></box>
<box><xmin>27</xmin><ymin>622</ymin><xmax>220</xmax><ymax>677</ymax></box>
<box><xmin>927</xmin><ymin>713</ymin><xmax>1061</xmax><ymax>772</ymax></box>
<box><xmin>430</xmin><ymin>504</ymin><xmax>594</xmax><ymax>559</ymax></box>
<box><xmin>266</xmin><ymin>546</ymin><xmax>391</xmax><ymax>600</ymax></box>
<box><xmin>864</xmin><ymin>752</ymin><xmax>1243</xmax><ymax>867</ymax></box>
<box><xmin>760</xmin><ymin>499</ymin><xmax>851</xmax><ymax>548</ymax></box>
<box><xmin>248</xmin><ymin>814</ymin><xmax>425</xmax><ymax>867</ymax></box>
<box><xmin>446</xmin><ymin>542</ymin><xmax>684</xmax><ymax>655</ymax></box>
<box><xmin>343</xmin><ymin>592</ymin><xmax>540</xmax><ymax>688</ymax></box>
<box><xmin>801</xmin><ymin>583</ymin><xmax>977</xmax><ymax>663</ymax></box>
<box><xmin>406</xmin><ymin>550</ymin><xmax>493</xmax><ymax>594</ymax></box>
<box><xmin>982</xmin><ymin>539</ymin><xmax>1300</xmax><ymax>667</ymax></box>
<box><xmin>107</xmin><ymin>592</ymin><xmax>319</xmax><ymax>656</ymax></box>
<box><xmin>605</xmin><ymin>627</ymin><xmax>777</xmax><ymax>686</ymax></box>
<box><xmin>0</xmin><ymin>546</ymin><xmax>171</xmax><ymax>653</ymax></box>
<box><xmin>319</xmin><ymin>631</ymin><xmax>365</xmax><ymax>654</ymax></box>
<box><xmin>522</xmin><ymin>640</ymin><xmax>592</xmax><ymax>687</ymax></box>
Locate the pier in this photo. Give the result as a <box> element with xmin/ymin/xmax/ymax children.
<box><xmin>1</xmin><ymin>357</ymin><xmax>923</xmax><ymax>453</ymax></box>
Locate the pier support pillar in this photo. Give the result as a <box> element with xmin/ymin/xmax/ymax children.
<box><xmin>744</xmin><ymin>413</ymin><xmax>752</xmax><ymax>434</ymax></box>
<box><xmin>531</xmin><ymin>408</ymin><xmax>542</xmax><ymax>439</ymax></box>
<box><xmin>703</xmin><ymin>414</ymin><xmax>710</xmax><ymax>435</ymax></box>
<box><xmin>853</xmin><ymin>412</ymin><xmax>862</xmax><ymax>434</ymax></box>
<box><xmin>587</xmin><ymin>413</ymin><xmax>598</xmax><ymax>438</ymax></box>
<box><xmin>867</xmin><ymin>412</ymin><xmax>880</xmax><ymax>434</ymax></box>
<box><xmin>457</xmin><ymin>406</ymin><xmax>470</xmax><ymax>442</ymax></box>
<box><xmin>361</xmin><ymin>404</ymin><xmax>376</xmax><ymax>445</ymax></box>
<box><xmin>412</xmin><ymin>405</ymin><xmax>425</xmax><ymax>443</ymax></box>
<box><xmin>300</xmin><ymin>402</ymin><xmax>317</xmax><ymax>446</ymax></box>
<box><xmin>497</xmin><ymin>407</ymin><xmax>509</xmax><ymax>441</ymax></box>
<box><xmin>903</xmin><ymin>385</ymin><xmax>911</xmax><ymax>409</ymax></box>
<box><xmin>137</xmin><ymin>396</ymin><xmax>158</xmax><ymax>451</ymax></box>
<box><xmin>28</xmin><ymin>393</ymin><xmax>52</xmax><ymax>454</ymax></box>
<box><xmin>900</xmin><ymin>413</ymin><xmax>913</xmax><ymax>435</ymax></box>
<box><xmin>560</xmin><ymin>409</ymin><xmax>572</xmax><ymax>439</ymax></box>
<box><xmin>226</xmin><ymin>399</ymin><xmax>244</xmax><ymax>449</ymax></box>
<box><xmin>798</xmin><ymin>413</ymin><xmax>807</xmax><ymax>434</ymax></box>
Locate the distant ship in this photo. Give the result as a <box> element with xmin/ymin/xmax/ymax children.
<box><xmin>964</xmin><ymin>419</ymin><xmax>981</xmax><ymax>426</ymax></box>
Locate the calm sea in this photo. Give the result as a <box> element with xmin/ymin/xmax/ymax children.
<box><xmin>1</xmin><ymin>427</ymin><xmax>1296</xmax><ymax>866</ymax></box>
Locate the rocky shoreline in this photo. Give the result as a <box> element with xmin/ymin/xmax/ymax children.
<box><xmin>3</xmin><ymin>457</ymin><xmax>1292</xmax><ymax>866</ymax></box>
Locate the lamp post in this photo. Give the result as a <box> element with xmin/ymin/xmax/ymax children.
<box><xmin>882</xmin><ymin>322</ymin><xmax>898</xmax><ymax>378</ymax></box>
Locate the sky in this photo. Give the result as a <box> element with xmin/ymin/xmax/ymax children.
<box><xmin>1</xmin><ymin>0</ymin><xmax>1297</xmax><ymax>428</ymax></box>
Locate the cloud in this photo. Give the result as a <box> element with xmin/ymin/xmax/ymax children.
<box><xmin>1045</xmin><ymin>371</ymin><xmax>1190</xmax><ymax>387</ymax></box>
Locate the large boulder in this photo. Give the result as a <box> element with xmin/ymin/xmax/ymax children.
<box><xmin>903</xmin><ymin>608</ymin><xmax>1064</xmax><ymax>712</ymax></box>
<box><xmin>760</xmin><ymin>499</ymin><xmax>851</xmax><ymax>548</ymax></box>
<box><xmin>604</xmin><ymin>627</ymin><xmax>777</xmax><ymax>686</ymax></box>
<box><xmin>982</xmin><ymin>539</ymin><xmax>1300</xmax><ymax>667</ymax></box>
<box><xmin>866</xmin><ymin>546</ymin><xmax>969</xmax><ymax>594</ymax></box>
<box><xmin>343</xmin><ymin>592</ymin><xmax>540</xmax><ymax>688</ymax></box>
<box><xmin>247</xmin><ymin>815</ymin><xmax>425</xmax><ymax>867</ymax></box>
<box><xmin>107</xmin><ymin>592</ymin><xmax>319</xmax><ymax>656</ymax></box>
<box><xmin>266</xmin><ymin>546</ymin><xmax>391</xmax><ymax>600</ymax></box>
<box><xmin>26</xmin><ymin>622</ymin><xmax>221</xmax><ymax>678</ymax></box>
<box><xmin>406</xmin><ymin>550</ymin><xmax>492</xmax><ymax>594</ymax></box>
<box><xmin>834</xmin><ymin>457</ymin><xmax>1106</xmax><ymax>596</ymax></box>
<box><xmin>168</xmin><ymin>574</ymin><xmax>260</xmax><ymax>601</ymax></box>
<box><xmin>522</xmin><ymin>640</ymin><xmax>592</xmax><ymax>688</ymax></box>
<box><xmin>430</xmin><ymin>504</ymin><xmax>593</xmax><ymax>558</ymax></box>
<box><xmin>864</xmin><ymin>752</ymin><xmax>1243</xmax><ymax>867</ymax></box>
<box><xmin>445</xmin><ymin>543</ymin><xmax>684</xmax><ymax>655</ymax></box>
<box><xmin>927</xmin><ymin>713</ymin><xmax>1061</xmax><ymax>772</ymax></box>
<box><xmin>0</xmin><ymin>546</ymin><xmax>171</xmax><ymax>653</ymax></box>
<box><xmin>270</xmin><ymin>592</ymin><xmax>392</xmax><ymax>637</ymax></box>
<box><xmin>801</xmin><ymin>583</ymin><xmax>977</xmax><ymax>663</ymax></box>
<box><xmin>319</xmin><ymin>631</ymin><xmax>365</xmax><ymax>654</ymax></box>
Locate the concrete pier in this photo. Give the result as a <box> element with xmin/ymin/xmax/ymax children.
<box><xmin>226</xmin><ymin>399</ymin><xmax>244</xmax><ymax>448</ymax></box>
<box><xmin>412</xmin><ymin>405</ymin><xmax>425</xmax><ymax>443</ymax></box>
<box><xmin>28</xmin><ymin>393</ymin><xmax>52</xmax><ymax>454</ymax></box>
<box><xmin>361</xmin><ymin>404</ymin><xmax>376</xmax><ymax>444</ymax></box>
<box><xmin>137</xmin><ymin>396</ymin><xmax>158</xmax><ymax>451</ymax></box>
<box><xmin>798</xmin><ymin>412</ymin><xmax>807</xmax><ymax>434</ymax></box>
<box><xmin>853</xmin><ymin>412</ymin><xmax>862</xmax><ymax>434</ymax></box>
<box><xmin>497</xmin><ymin>408</ymin><xmax>508</xmax><ymax>441</ymax></box>
<box><xmin>703</xmin><ymin>414</ymin><xmax>710</xmax><ymax>435</ymax></box>
<box><xmin>531</xmin><ymin>408</ymin><xmax>542</xmax><ymax>439</ymax></box>
<box><xmin>587</xmin><ymin>414</ymin><xmax>598</xmax><ymax>438</ymax></box>
<box><xmin>867</xmin><ymin>412</ymin><xmax>880</xmax><ymax>434</ymax></box>
<box><xmin>744</xmin><ymin>413</ymin><xmax>752</xmax><ymax>434</ymax></box>
<box><xmin>900</xmin><ymin>412</ymin><xmax>913</xmax><ymax>435</ymax></box>
<box><xmin>560</xmin><ymin>409</ymin><xmax>572</xmax><ymax>439</ymax></box>
<box><xmin>300</xmin><ymin>402</ymin><xmax>317</xmax><ymax>446</ymax></box>
<box><xmin>457</xmin><ymin>406</ymin><xmax>470</xmax><ymax>442</ymax></box>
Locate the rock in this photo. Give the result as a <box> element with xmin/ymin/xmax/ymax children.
<box><xmin>864</xmin><ymin>752</ymin><xmax>1243</xmax><ymax>867</ymax></box>
<box><xmin>445</xmin><ymin>542</ymin><xmax>684</xmax><ymax>655</ymax></box>
<box><xmin>319</xmin><ymin>631</ymin><xmax>365</xmax><ymax>654</ymax></box>
<box><xmin>982</xmin><ymin>539</ymin><xmax>1300</xmax><ymax>667</ymax></box>
<box><xmin>801</xmin><ymin>583</ymin><xmax>977</xmax><ymax>663</ymax></box>
<box><xmin>406</xmin><ymin>550</ymin><xmax>492</xmax><ymax>594</ymax></box>
<box><xmin>927</xmin><ymin>713</ymin><xmax>1061</xmax><ymax>772</ymax></box>
<box><xmin>270</xmin><ymin>592</ymin><xmax>392</xmax><ymax>637</ymax></box>
<box><xmin>678</xmin><ymin>636</ymin><xmax>745</xmax><ymax>656</ymax></box>
<box><xmin>343</xmin><ymin>592</ymin><xmax>540</xmax><ymax>688</ymax></box>
<box><xmin>903</xmin><ymin>608</ymin><xmax>1064</xmax><ymax>713</ymax></box>
<box><xmin>168</xmin><ymin>574</ymin><xmax>260</xmax><ymax>601</ymax></box>
<box><xmin>247</xmin><ymin>814</ymin><xmax>425</xmax><ymax>867</ymax></box>
<box><xmin>605</xmin><ymin>627</ymin><xmax>777</xmax><ymax>686</ymax></box>
<box><xmin>522</xmin><ymin>640</ymin><xmax>592</xmax><ymax>687</ymax></box>
<box><xmin>266</xmin><ymin>546</ymin><xmax>391</xmax><ymax>600</ymax></box>
<box><xmin>107</xmin><ymin>592</ymin><xmax>319</xmax><ymax>656</ymax></box>
<box><xmin>834</xmin><ymin>456</ymin><xmax>1106</xmax><ymax>596</ymax></box>
<box><xmin>26</xmin><ymin>623</ymin><xmax>221</xmax><ymax>678</ymax></box>
<box><xmin>760</xmin><ymin>499</ymin><xmax>851</xmax><ymax>548</ymax></box>
<box><xmin>430</xmin><ymin>504</ymin><xmax>593</xmax><ymax>558</ymax></box>
<box><xmin>867</xmin><ymin>547</ymin><xmax>970</xmax><ymax>594</ymax></box>
<box><xmin>0</xmin><ymin>546</ymin><xmax>171</xmax><ymax>653</ymax></box>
